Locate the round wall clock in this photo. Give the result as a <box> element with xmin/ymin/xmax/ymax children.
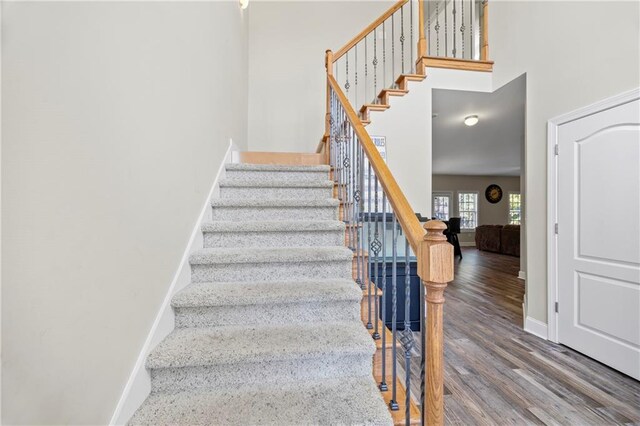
<box><xmin>485</xmin><ymin>184</ymin><xmax>503</xmax><ymax>204</ymax></box>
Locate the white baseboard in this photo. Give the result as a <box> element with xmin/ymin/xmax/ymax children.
<box><xmin>524</xmin><ymin>316</ymin><xmax>548</xmax><ymax>340</ymax></box>
<box><xmin>109</xmin><ymin>141</ymin><xmax>237</xmax><ymax>425</ymax></box>
<box><xmin>518</xmin><ymin>270</ymin><xmax>527</xmax><ymax>280</ymax></box>
<box><xmin>460</xmin><ymin>242</ymin><xmax>476</xmax><ymax>247</ymax></box>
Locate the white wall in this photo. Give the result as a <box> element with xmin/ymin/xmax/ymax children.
<box><xmin>1</xmin><ymin>2</ymin><xmax>248</xmax><ymax>424</ymax></box>
<box><xmin>432</xmin><ymin>174</ymin><xmax>521</xmax><ymax>245</ymax></box>
<box><xmin>366</xmin><ymin>67</ymin><xmax>492</xmax><ymax>216</ymax></box>
<box><xmin>490</xmin><ymin>1</ymin><xmax>640</xmax><ymax>323</ymax></box>
<box><xmin>247</xmin><ymin>1</ymin><xmax>392</xmax><ymax>153</ymax></box>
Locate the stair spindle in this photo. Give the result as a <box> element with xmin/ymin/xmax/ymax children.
<box><xmin>389</xmin><ymin>194</ymin><xmax>398</xmax><ymax>411</ymax></box>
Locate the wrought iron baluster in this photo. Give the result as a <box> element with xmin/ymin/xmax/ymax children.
<box><xmin>427</xmin><ymin>0</ymin><xmax>431</xmax><ymax>56</ymax></box>
<box><xmin>383</xmin><ymin>21</ymin><xmax>387</xmax><ymax>90</ymax></box>
<box><xmin>380</xmin><ymin>193</ymin><xmax>388</xmax><ymax>384</ymax></box>
<box><xmin>372</xmin><ymin>177</ymin><xmax>381</xmax><ymax>340</ymax></box>
<box><xmin>350</xmin><ymin>127</ymin><xmax>357</xmax><ymax>251</ymax></box>
<box><xmin>345</xmin><ymin>52</ymin><xmax>350</xmax><ymax>103</ymax></box>
<box><xmin>373</xmin><ymin>27</ymin><xmax>378</xmax><ymax>102</ymax></box>
<box><xmin>470</xmin><ymin>0</ymin><xmax>474</xmax><ymax>59</ymax></box>
<box><xmin>445</xmin><ymin>0</ymin><xmax>448</xmax><ymax>57</ymax></box>
<box><xmin>366</xmin><ymin>160</ymin><xmax>373</xmax><ymax>329</ymax></box>
<box><xmin>400</xmin><ymin>5</ymin><xmax>405</xmax><ymax>74</ymax></box>
<box><xmin>381</xmin><ymin>211</ymin><xmax>395</xmax><ymax>393</ymax></box>
<box><xmin>357</xmin><ymin>144</ymin><xmax>365</xmax><ymax>290</ymax></box>
<box><xmin>461</xmin><ymin>0</ymin><xmax>465</xmax><ymax>58</ymax></box>
<box><xmin>364</xmin><ymin>34</ymin><xmax>368</xmax><ymax>107</ymax></box>
<box><xmin>410</xmin><ymin>0</ymin><xmax>414</xmax><ymax>73</ymax></box>
<box><xmin>391</xmin><ymin>13</ymin><xmax>395</xmax><ymax>87</ymax></box>
<box><xmin>402</xmin><ymin>237</ymin><xmax>413</xmax><ymax>424</ymax></box>
<box><xmin>355</xmin><ymin>43</ymin><xmax>359</xmax><ymax>110</ymax></box>
<box><xmin>452</xmin><ymin>0</ymin><xmax>457</xmax><ymax>58</ymax></box>
<box><xmin>435</xmin><ymin>1</ymin><xmax>440</xmax><ymax>56</ymax></box>
<box><xmin>389</xmin><ymin>197</ymin><xmax>398</xmax><ymax>411</ymax></box>
<box><xmin>420</xmin><ymin>259</ymin><xmax>426</xmax><ymax>424</ymax></box>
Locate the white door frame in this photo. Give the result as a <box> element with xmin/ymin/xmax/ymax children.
<box><xmin>546</xmin><ymin>87</ymin><xmax>640</xmax><ymax>343</ymax></box>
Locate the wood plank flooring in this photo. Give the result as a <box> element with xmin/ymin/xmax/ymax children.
<box><xmin>401</xmin><ymin>248</ymin><xmax>640</xmax><ymax>425</ymax></box>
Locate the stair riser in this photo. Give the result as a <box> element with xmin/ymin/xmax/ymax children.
<box><xmin>220</xmin><ymin>186</ymin><xmax>332</xmax><ymax>200</ymax></box>
<box><xmin>203</xmin><ymin>230</ymin><xmax>344</xmax><ymax>248</ymax></box>
<box><xmin>190</xmin><ymin>261</ymin><xmax>351</xmax><ymax>283</ymax></box>
<box><xmin>174</xmin><ymin>301</ymin><xmax>360</xmax><ymax>328</ymax></box>
<box><xmin>211</xmin><ymin>206</ymin><xmax>338</xmax><ymax>221</ymax></box>
<box><xmin>225</xmin><ymin>170</ymin><xmax>329</xmax><ymax>182</ymax></box>
<box><xmin>149</xmin><ymin>354</ymin><xmax>372</xmax><ymax>393</ymax></box>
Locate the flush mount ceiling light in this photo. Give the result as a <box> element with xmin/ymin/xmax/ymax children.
<box><xmin>464</xmin><ymin>115</ymin><xmax>479</xmax><ymax>126</ymax></box>
<box><xmin>239</xmin><ymin>0</ymin><xmax>249</xmax><ymax>9</ymax></box>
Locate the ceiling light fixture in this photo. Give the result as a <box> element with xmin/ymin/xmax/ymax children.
<box><xmin>464</xmin><ymin>115</ymin><xmax>479</xmax><ymax>126</ymax></box>
<box><xmin>239</xmin><ymin>0</ymin><xmax>249</xmax><ymax>9</ymax></box>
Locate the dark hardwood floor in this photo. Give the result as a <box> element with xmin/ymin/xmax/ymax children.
<box><xmin>403</xmin><ymin>248</ymin><xmax>640</xmax><ymax>425</ymax></box>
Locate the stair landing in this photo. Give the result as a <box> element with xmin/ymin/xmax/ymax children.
<box><xmin>239</xmin><ymin>151</ymin><xmax>325</xmax><ymax>166</ymax></box>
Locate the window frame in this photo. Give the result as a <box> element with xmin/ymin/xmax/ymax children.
<box><xmin>508</xmin><ymin>191</ymin><xmax>522</xmax><ymax>225</ymax></box>
<box><xmin>432</xmin><ymin>191</ymin><xmax>453</xmax><ymax>221</ymax></box>
<box><xmin>457</xmin><ymin>191</ymin><xmax>479</xmax><ymax>231</ymax></box>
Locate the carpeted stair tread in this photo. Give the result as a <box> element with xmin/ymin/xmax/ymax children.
<box><xmin>189</xmin><ymin>246</ymin><xmax>352</xmax><ymax>265</ymax></box>
<box><xmin>219</xmin><ymin>178</ymin><xmax>334</xmax><ymax>188</ymax></box>
<box><xmin>129</xmin><ymin>376</ymin><xmax>392</xmax><ymax>426</ymax></box>
<box><xmin>201</xmin><ymin>220</ymin><xmax>345</xmax><ymax>233</ymax></box>
<box><xmin>226</xmin><ymin>163</ymin><xmax>331</xmax><ymax>172</ymax></box>
<box><xmin>146</xmin><ymin>321</ymin><xmax>375</xmax><ymax>369</ymax></box>
<box><xmin>211</xmin><ymin>198</ymin><xmax>339</xmax><ymax>207</ymax></box>
<box><xmin>172</xmin><ymin>279</ymin><xmax>360</xmax><ymax>308</ymax></box>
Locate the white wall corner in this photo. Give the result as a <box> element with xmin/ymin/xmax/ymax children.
<box><xmin>524</xmin><ymin>316</ymin><xmax>548</xmax><ymax>340</ymax></box>
<box><xmin>518</xmin><ymin>270</ymin><xmax>526</xmax><ymax>280</ymax></box>
<box><xmin>109</xmin><ymin>141</ymin><xmax>235</xmax><ymax>425</ymax></box>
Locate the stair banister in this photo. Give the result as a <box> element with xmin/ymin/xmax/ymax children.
<box><xmin>326</xmin><ymin>70</ymin><xmax>453</xmax><ymax>425</ymax></box>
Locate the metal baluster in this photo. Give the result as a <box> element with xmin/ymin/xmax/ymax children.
<box><xmin>403</xmin><ymin>238</ymin><xmax>413</xmax><ymax>424</ymax></box>
<box><xmin>373</xmin><ymin>27</ymin><xmax>378</xmax><ymax>103</ymax></box>
<box><xmin>470</xmin><ymin>0</ymin><xmax>474</xmax><ymax>59</ymax></box>
<box><xmin>435</xmin><ymin>1</ymin><xmax>440</xmax><ymax>56</ymax></box>
<box><xmin>461</xmin><ymin>0</ymin><xmax>465</xmax><ymax>58</ymax></box>
<box><xmin>346</xmin><ymin>128</ymin><xmax>352</xmax><ymax>250</ymax></box>
<box><xmin>372</xmin><ymin>177</ymin><xmax>381</xmax><ymax>340</ymax></box>
<box><xmin>445</xmin><ymin>0</ymin><xmax>448</xmax><ymax>57</ymax></box>
<box><xmin>389</xmin><ymin>197</ymin><xmax>399</xmax><ymax>411</ymax></box>
<box><xmin>453</xmin><ymin>0</ymin><xmax>457</xmax><ymax>58</ymax></box>
<box><xmin>380</xmin><ymin>193</ymin><xmax>388</xmax><ymax>379</ymax></box>
<box><xmin>427</xmin><ymin>0</ymin><xmax>431</xmax><ymax>56</ymax></box>
<box><xmin>391</xmin><ymin>13</ymin><xmax>395</xmax><ymax>86</ymax></box>
<box><xmin>383</xmin><ymin>21</ymin><xmax>386</xmax><ymax>90</ymax></box>
<box><xmin>353</xmin><ymin>133</ymin><xmax>361</xmax><ymax>287</ymax></box>
<box><xmin>355</xmin><ymin>43</ymin><xmax>358</xmax><ymax>109</ymax></box>
<box><xmin>345</xmin><ymin>52</ymin><xmax>350</xmax><ymax>104</ymax></box>
<box><xmin>358</xmin><ymin>144</ymin><xmax>365</xmax><ymax>290</ymax></box>
<box><xmin>420</xmin><ymin>259</ymin><xmax>426</xmax><ymax>424</ymax></box>
<box><xmin>400</xmin><ymin>5</ymin><xmax>405</xmax><ymax>74</ymax></box>
<box><xmin>366</xmin><ymin>160</ymin><xmax>373</xmax><ymax>330</ymax></box>
<box><xmin>410</xmin><ymin>0</ymin><xmax>414</xmax><ymax>73</ymax></box>
<box><xmin>364</xmin><ymin>34</ymin><xmax>368</xmax><ymax>106</ymax></box>
<box><xmin>381</xmin><ymin>211</ymin><xmax>396</xmax><ymax>393</ymax></box>
<box><xmin>352</xmin><ymin>128</ymin><xmax>357</xmax><ymax>252</ymax></box>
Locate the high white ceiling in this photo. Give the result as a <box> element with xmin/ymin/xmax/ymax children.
<box><xmin>432</xmin><ymin>74</ymin><xmax>525</xmax><ymax>176</ymax></box>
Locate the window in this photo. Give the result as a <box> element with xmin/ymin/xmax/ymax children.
<box><xmin>432</xmin><ymin>192</ymin><xmax>451</xmax><ymax>220</ymax></box>
<box><xmin>509</xmin><ymin>192</ymin><xmax>522</xmax><ymax>225</ymax></box>
<box><xmin>458</xmin><ymin>192</ymin><xmax>478</xmax><ymax>230</ymax></box>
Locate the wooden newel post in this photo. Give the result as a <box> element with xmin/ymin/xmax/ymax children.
<box><xmin>323</xmin><ymin>50</ymin><xmax>334</xmax><ymax>164</ymax></box>
<box><xmin>416</xmin><ymin>0</ymin><xmax>427</xmax><ymax>74</ymax></box>
<box><xmin>481</xmin><ymin>0</ymin><xmax>489</xmax><ymax>61</ymax></box>
<box><xmin>419</xmin><ymin>220</ymin><xmax>454</xmax><ymax>426</ymax></box>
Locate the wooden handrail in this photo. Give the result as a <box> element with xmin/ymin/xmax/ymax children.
<box><xmin>327</xmin><ymin>73</ymin><xmax>425</xmax><ymax>252</ymax></box>
<box><xmin>333</xmin><ymin>0</ymin><xmax>408</xmax><ymax>62</ymax></box>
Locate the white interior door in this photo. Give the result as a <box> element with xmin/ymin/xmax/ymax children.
<box><xmin>557</xmin><ymin>97</ymin><xmax>640</xmax><ymax>380</ymax></box>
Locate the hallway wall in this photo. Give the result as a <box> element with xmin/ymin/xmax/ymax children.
<box><xmin>1</xmin><ymin>3</ymin><xmax>248</xmax><ymax>424</ymax></box>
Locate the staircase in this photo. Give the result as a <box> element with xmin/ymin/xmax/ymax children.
<box><xmin>129</xmin><ymin>162</ymin><xmax>393</xmax><ymax>425</ymax></box>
